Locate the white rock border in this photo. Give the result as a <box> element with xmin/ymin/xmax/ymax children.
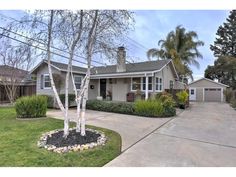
<box><xmin>37</xmin><ymin>128</ymin><xmax>107</xmax><ymax>154</ymax></box>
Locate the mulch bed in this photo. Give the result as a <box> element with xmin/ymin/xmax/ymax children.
<box><xmin>46</xmin><ymin>129</ymin><xmax>100</xmax><ymax>148</ymax></box>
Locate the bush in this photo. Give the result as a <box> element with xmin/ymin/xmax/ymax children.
<box><xmin>134</xmin><ymin>98</ymin><xmax>176</xmax><ymax>117</ymax></box>
<box><xmin>176</xmin><ymin>90</ymin><xmax>189</xmax><ymax>108</ymax></box>
<box><xmin>224</xmin><ymin>89</ymin><xmax>234</xmax><ymax>103</ymax></box>
<box><xmin>15</xmin><ymin>95</ymin><xmax>47</xmax><ymax>118</ymax></box>
<box><xmin>86</xmin><ymin>100</ymin><xmax>135</xmax><ymax>115</ymax></box>
<box><xmin>59</xmin><ymin>94</ymin><xmax>76</xmax><ymax>107</ymax></box>
<box><xmin>155</xmin><ymin>91</ymin><xmax>172</xmax><ymax>102</ymax></box>
<box><xmin>41</xmin><ymin>95</ymin><xmax>54</xmax><ymax>108</ymax></box>
<box><xmin>230</xmin><ymin>99</ymin><xmax>236</xmax><ymax>109</ymax></box>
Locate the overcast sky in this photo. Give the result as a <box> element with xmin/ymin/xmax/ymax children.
<box><xmin>0</xmin><ymin>10</ymin><xmax>231</xmax><ymax>80</ymax></box>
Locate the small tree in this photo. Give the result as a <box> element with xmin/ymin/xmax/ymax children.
<box><xmin>0</xmin><ymin>38</ymin><xmax>34</xmax><ymax>103</ymax></box>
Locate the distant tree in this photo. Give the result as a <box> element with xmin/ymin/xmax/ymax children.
<box><xmin>210</xmin><ymin>10</ymin><xmax>236</xmax><ymax>57</ymax></box>
<box><xmin>147</xmin><ymin>25</ymin><xmax>204</xmax><ymax>81</ymax></box>
<box><xmin>205</xmin><ymin>56</ymin><xmax>236</xmax><ymax>89</ymax></box>
<box><xmin>0</xmin><ymin>38</ymin><xmax>34</xmax><ymax>103</ymax></box>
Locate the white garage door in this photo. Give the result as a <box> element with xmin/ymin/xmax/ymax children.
<box><xmin>204</xmin><ymin>88</ymin><xmax>222</xmax><ymax>102</ymax></box>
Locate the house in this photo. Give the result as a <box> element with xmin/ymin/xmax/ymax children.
<box><xmin>188</xmin><ymin>77</ymin><xmax>229</xmax><ymax>102</ymax></box>
<box><xmin>30</xmin><ymin>47</ymin><xmax>186</xmax><ymax>102</ymax></box>
<box><xmin>0</xmin><ymin>65</ymin><xmax>36</xmax><ymax>103</ymax></box>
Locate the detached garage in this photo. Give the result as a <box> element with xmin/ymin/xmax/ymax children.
<box><xmin>188</xmin><ymin>78</ymin><xmax>229</xmax><ymax>102</ymax></box>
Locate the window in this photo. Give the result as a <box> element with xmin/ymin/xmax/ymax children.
<box><xmin>44</xmin><ymin>74</ymin><xmax>51</xmax><ymax>89</ymax></box>
<box><xmin>142</xmin><ymin>77</ymin><xmax>153</xmax><ymax>91</ymax></box>
<box><xmin>74</xmin><ymin>76</ymin><xmax>82</xmax><ymax>90</ymax></box>
<box><xmin>155</xmin><ymin>77</ymin><xmax>162</xmax><ymax>91</ymax></box>
<box><xmin>191</xmin><ymin>89</ymin><xmax>194</xmax><ymax>95</ymax></box>
<box><xmin>74</xmin><ymin>75</ymin><xmax>82</xmax><ymax>90</ymax></box>
<box><xmin>170</xmin><ymin>80</ymin><xmax>174</xmax><ymax>89</ymax></box>
<box><xmin>131</xmin><ymin>77</ymin><xmax>141</xmax><ymax>91</ymax></box>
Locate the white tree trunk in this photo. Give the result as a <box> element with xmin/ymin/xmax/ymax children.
<box><xmin>80</xmin><ymin>71</ymin><xmax>90</xmax><ymax>136</ymax></box>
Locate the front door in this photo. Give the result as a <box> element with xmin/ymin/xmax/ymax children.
<box><xmin>100</xmin><ymin>79</ymin><xmax>107</xmax><ymax>99</ymax></box>
<box><xmin>189</xmin><ymin>88</ymin><xmax>196</xmax><ymax>101</ymax></box>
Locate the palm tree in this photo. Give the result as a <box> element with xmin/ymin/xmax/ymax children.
<box><xmin>147</xmin><ymin>25</ymin><xmax>204</xmax><ymax>80</ymax></box>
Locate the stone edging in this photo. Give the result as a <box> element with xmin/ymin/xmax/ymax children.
<box><xmin>37</xmin><ymin>128</ymin><xmax>107</xmax><ymax>154</ymax></box>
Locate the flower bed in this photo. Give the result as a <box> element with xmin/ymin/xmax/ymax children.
<box><xmin>38</xmin><ymin>128</ymin><xmax>106</xmax><ymax>154</ymax></box>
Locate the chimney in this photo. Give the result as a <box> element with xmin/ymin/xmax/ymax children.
<box><xmin>117</xmin><ymin>46</ymin><xmax>126</xmax><ymax>72</ymax></box>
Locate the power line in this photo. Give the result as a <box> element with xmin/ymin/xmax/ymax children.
<box><xmin>0</xmin><ymin>13</ymin><xmax>107</xmax><ymax>66</ymax></box>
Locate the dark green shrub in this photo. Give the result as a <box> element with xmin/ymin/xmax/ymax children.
<box><xmin>162</xmin><ymin>97</ymin><xmax>176</xmax><ymax>117</ymax></box>
<box><xmin>40</xmin><ymin>95</ymin><xmax>54</xmax><ymax>108</ymax></box>
<box><xmin>15</xmin><ymin>95</ymin><xmax>47</xmax><ymax>118</ymax></box>
<box><xmin>230</xmin><ymin>99</ymin><xmax>236</xmax><ymax>109</ymax></box>
<box><xmin>86</xmin><ymin>100</ymin><xmax>135</xmax><ymax>114</ymax></box>
<box><xmin>224</xmin><ymin>89</ymin><xmax>233</xmax><ymax>103</ymax></box>
<box><xmin>59</xmin><ymin>94</ymin><xmax>76</xmax><ymax>107</ymax></box>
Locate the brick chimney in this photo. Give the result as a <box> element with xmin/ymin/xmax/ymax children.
<box><xmin>117</xmin><ymin>46</ymin><xmax>126</xmax><ymax>72</ymax></box>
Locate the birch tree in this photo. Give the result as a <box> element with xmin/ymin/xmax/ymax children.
<box><xmin>77</xmin><ymin>10</ymin><xmax>134</xmax><ymax>136</ymax></box>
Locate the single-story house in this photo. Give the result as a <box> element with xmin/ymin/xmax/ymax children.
<box><xmin>30</xmin><ymin>47</ymin><xmax>186</xmax><ymax>102</ymax></box>
<box><xmin>0</xmin><ymin>65</ymin><xmax>36</xmax><ymax>103</ymax></box>
<box><xmin>188</xmin><ymin>77</ymin><xmax>229</xmax><ymax>102</ymax></box>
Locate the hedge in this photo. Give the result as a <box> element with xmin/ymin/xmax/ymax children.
<box><xmin>86</xmin><ymin>98</ymin><xmax>176</xmax><ymax>118</ymax></box>
<box><xmin>15</xmin><ymin>95</ymin><xmax>47</xmax><ymax>118</ymax></box>
<box><xmin>86</xmin><ymin>100</ymin><xmax>135</xmax><ymax>115</ymax></box>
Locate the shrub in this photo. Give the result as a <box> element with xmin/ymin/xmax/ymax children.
<box><xmin>41</xmin><ymin>95</ymin><xmax>54</xmax><ymax>108</ymax></box>
<box><xmin>15</xmin><ymin>95</ymin><xmax>47</xmax><ymax>118</ymax></box>
<box><xmin>134</xmin><ymin>99</ymin><xmax>164</xmax><ymax>117</ymax></box>
<box><xmin>86</xmin><ymin>100</ymin><xmax>135</xmax><ymax>115</ymax></box>
<box><xmin>176</xmin><ymin>90</ymin><xmax>189</xmax><ymax>108</ymax></box>
<box><xmin>155</xmin><ymin>91</ymin><xmax>172</xmax><ymax>102</ymax></box>
<box><xmin>59</xmin><ymin>94</ymin><xmax>76</xmax><ymax>107</ymax></box>
<box><xmin>134</xmin><ymin>98</ymin><xmax>176</xmax><ymax>117</ymax></box>
<box><xmin>224</xmin><ymin>89</ymin><xmax>233</xmax><ymax>103</ymax></box>
<box><xmin>230</xmin><ymin>99</ymin><xmax>236</xmax><ymax>109</ymax></box>
<box><xmin>162</xmin><ymin>97</ymin><xmax>176</xmax><ymax>117</ymax></box>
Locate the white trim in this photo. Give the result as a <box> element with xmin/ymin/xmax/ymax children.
<box><xmin>221</xmin><ymin>88</ymin><xmax>223</xmax><ymax>102</ymax></box>
<box><xmin>145</xmin><ymin>75</ymin><xmax>148</xmax><ymax>100</ymax></box>
<box><xmin>188</xmin><ymin>77</ymin><xmax>229</xmax><ymax>87</ymax></box>
<box><xmin>155</xmin><ymin>76</ymin><xmax>163</xmax><ymax>92</ymax></box>
<box><xmin>43</xmin><ymin>74</ymin><xmax>51</xmax><ymax>89</ymax></box>
<box><xmin>202</xmin><ymin>88</ymin><xmax>205</xmax><ymax>102</ymax></box>
<box><xmin>130</xmin><ymin>76</ymin><xmax>153</xmax><ymax>92</ymax></box>
<box><xmin>189</xmin><ymin>87</ymin><xmax>196</xmax><ymax>101</ymax></box>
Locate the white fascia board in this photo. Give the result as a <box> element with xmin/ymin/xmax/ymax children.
<box><xmin>188</xmin><ymin>77</ymin><xmax>229</xmax><ymax>87</ymax></box>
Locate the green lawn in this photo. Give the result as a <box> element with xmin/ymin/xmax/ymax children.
<box><xmin>0</xmin><ymin>107</ymin><xmax>121</xmax><ymax>167</ymax></box>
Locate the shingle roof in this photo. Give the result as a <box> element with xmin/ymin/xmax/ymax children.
<box><xmin>47</xmin><ymin>60</ymin><xmax>87</xmax><ymax>73</ymax></box>
<box><xmin>0</xmin><ymin>65</ymin><xmax>28</xmax><ymax>79</ymax></box>
<box><xmin>91</xmin><ymin>59</ymin><xmax>171</xmax><ymax>75</ymax></box>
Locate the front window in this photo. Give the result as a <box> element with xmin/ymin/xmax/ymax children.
<box><xmin>74</xmin><ymin>75</ymin><xmax>82</xmax><ymax>90</ymax></box>
<box><xmin>131</xmin><ymin>77</ymin><xmax>141</xmax><ymax>91</ymax></box>
<box><xmin>155</xmin><ymin>77</ymin><xmax>162</xmax><ymax>91</ymax></box>
<box><xmin>44</xmin><ymin>74</ymin><xmax>51</xmax><ymax>89</ymax></box>
<box><xmin>142</xmin><ymin>77</ymin><xmax>153</xmax><ymax>91</ymax></box>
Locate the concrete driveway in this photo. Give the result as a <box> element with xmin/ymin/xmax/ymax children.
<box><xmin>47</xmin><ymin>109</ymin><xmax>172</xmax><ymax>151</ymax></box>
<box><xmin>106</xmin><ymin>102</ymin><xmax>236</xmax><ymax>167</ymax></box>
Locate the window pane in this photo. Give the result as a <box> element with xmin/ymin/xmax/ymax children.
<box><xmin>74</xmin><ymin>76</ymin><xmax>81</xmax><ymax>83</ymax></box>
<box><xmin>142</xmin><ymin>83</ymin><xmax>146</xmax><ymax>90</ymax></box>
<box><xmin>160</xmin><ymin>78</ymin><xmax>162</xmax><ymax>83</ymax></box>
<box><xmin>132</xmin><ymin>78</ymin><xmax>141</xmax><ymax>90</ymax></box>
<box><xmin>45</xmin><ymin>81</ymin><xmax>51</xmax><ymax>88</ymax></box>
<box><xmin>148</xmin><ymin>84</ymin><xmax>152</xmax><ymax>90</ymax></box>
<box><xmin>148</xmin><ymin>77</ymin><xmax>152</xmax><ymax>84</ymax></box>
<box><xmin>159</xmin><ymin>84</ymin><xmax>162</xmax><ymax>91</ymax></box>
<box><xmin>75</xmin><ymin>83</ymin><xmax>80</xmax><ymax>89</ymax></box>
<box><xmin>44</xmin><ymin>75</ymin><xmax>50</xmax><ymax>82</ymax></box>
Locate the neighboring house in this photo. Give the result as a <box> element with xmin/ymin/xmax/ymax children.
<box><xmin>188</xmin><ymin>77</ymin><xmax>229</xmax><ymax>102</ymax></box>
<box><xmin>0</xmin><ymin>65</ymin><xmax>36</xmax><ymax>103</ymax></box>
<box><xmin>31</xmin><ymin>47</ymin><xmax>186</xmax><ymax>102</ymax></box>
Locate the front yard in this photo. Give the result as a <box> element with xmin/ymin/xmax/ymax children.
<box><xmin>0</xmin><ymin>107</ymin><xmax>121</xmax><ymax>167</ymax></box>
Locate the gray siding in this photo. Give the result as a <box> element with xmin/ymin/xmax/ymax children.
<box><xmin>36</xmin><ymin>63</ymin><xmax>85</xmax><ymax>96</ymax></box>
<box><xmin>112</xmin><ymin>78</ymin><xmax>129</xmax><ymax>101</ymax></box>
<box><xmin>88</xmin><ymin>79</ymin><xmax>98</xmax><ymax>100</ymax></box>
